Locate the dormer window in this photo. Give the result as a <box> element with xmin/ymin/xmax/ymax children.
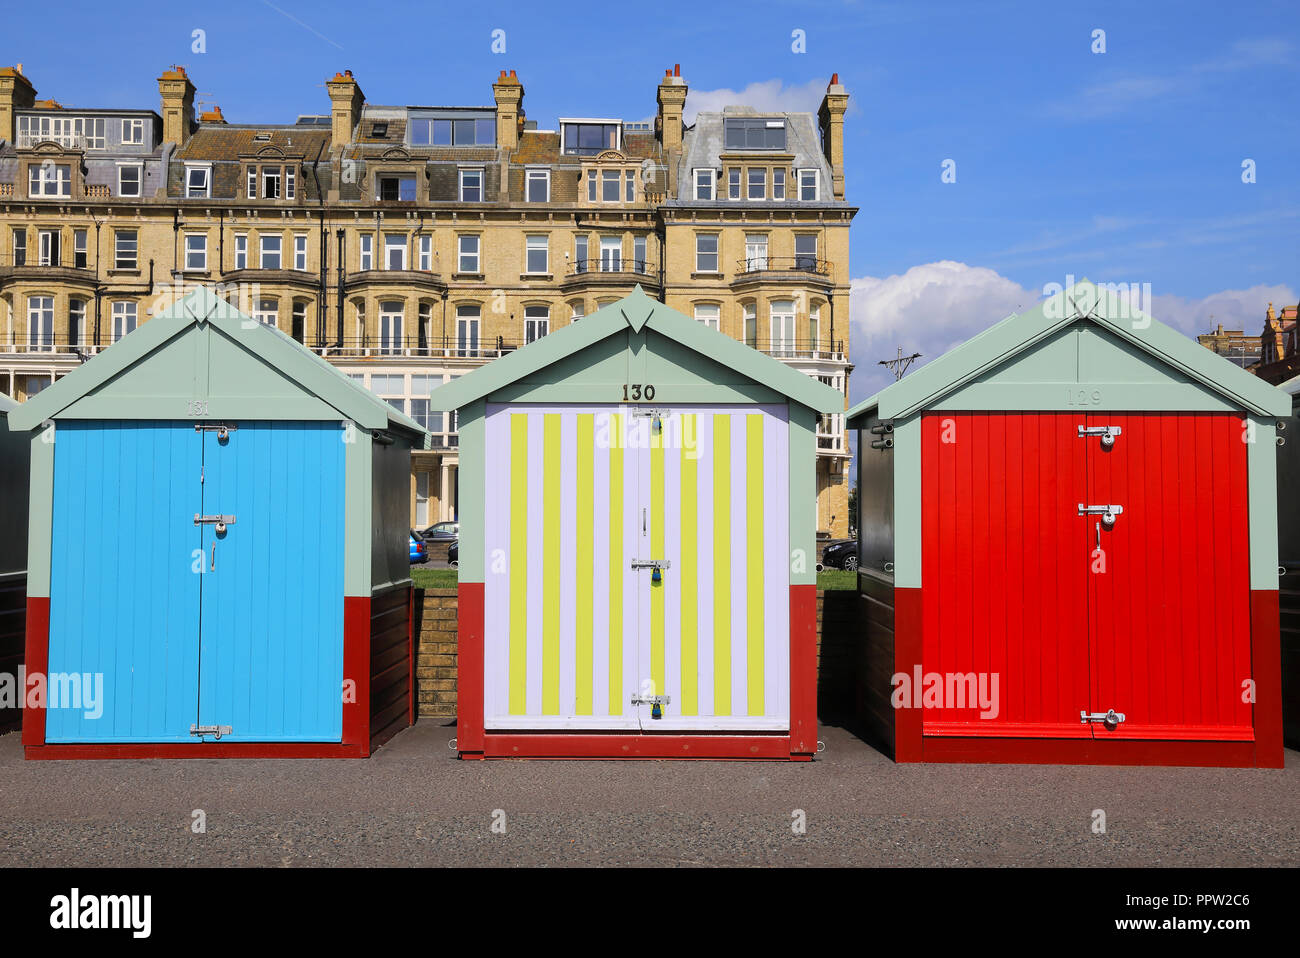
<box><xmin>117</xmin><ymin>163</ymin><xmax>143</xmax><ymax>198</ymax></box>
<box><xmin>28</xmin><ymin>163</ymin><xmax>71</xmax><ymax>198</ymax></box>
<box><xmin>693</xmin><ymin>168</ymin><xmax>715</xmax><ymax>201</ymax></box>
<box><xmin>371</xmin><ymin>121</ymin><xmax>389</xmax><ymax>137</ymax></box>
<box><xmin>185</xmin><ymin>164</ymin><xmax>211</xmax><ymax>198</ymax></box>
<box><xmin>378</xmin><ymin>174</ymin><xmax>416</xmax><ymax>202</ymax></box>
<box><xmin>724</xmin><ymin>117</ymin><xmax>786</xmax><ymax>150</ymax></box>
<box><xmin>246</xmin><ymin>163</ymin><xmax>296</xmax><ymax>200</ymax></box>
<box><xmin>121</xmin><ymin>118</ymin><xmax>145</xmax><ymax>145</ymax></box>
<box><xmin>562</xmin><ymin>120</ymin><xmax>620</xmax><ymax>156</ymax></box>
<box><xmin>409</xmin><ymin>114</ymin><xmax>494</xmax><ymax>146</ymax></box>
<box><xmin>798</xmin><ymin>168</ymin><xmax>820</xmax><ymax>201</ymax></box>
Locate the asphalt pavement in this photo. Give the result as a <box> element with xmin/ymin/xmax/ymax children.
<box><xmin>0</xmin><ymin>723</ymin><xmax>1295</xmax><ymax>867</ymax></box>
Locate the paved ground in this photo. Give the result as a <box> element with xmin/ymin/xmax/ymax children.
<box><xmin>0</xmin><ymin>723</ymin><xmax>1295</xmax><ymax>867</ymax></box>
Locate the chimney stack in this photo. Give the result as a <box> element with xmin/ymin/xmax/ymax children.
<box><xmin>818</xmin><ymin>73</ymin><xmax>849</xmax><ymax>200</ymax></box>
<box><xmin>492</xmin><ymin>69</ymin><xmax>524</xmax><ymax>152</ymax></box>
<box><xmin>326</xmin><ymin>69</ymin><xmax>365</xmax><ymax>146</ymax></box>
<box><xmin>656</xmin><ymin>65</ymin><xmax>688</xmax><ymax>192</ymax></box>
<box><xmin>158</xmin><ymin>65</ymin><xmax>197</xmax><ymax>146</ymax></box>
<box><xmin>0</xmin><ymin>63</ymin><xmax>36</xmax><ymax>144</ymax></box>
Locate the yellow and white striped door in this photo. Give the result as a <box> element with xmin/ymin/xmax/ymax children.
<box><xmin>482</xmin><ymin>403</ymin><xmax>789</xmax><ymax>732</ymax></box>
<box><xmin>635</xmin><ymin>405</ymin><xmax>790</xmax><ymax>731</ymax></box>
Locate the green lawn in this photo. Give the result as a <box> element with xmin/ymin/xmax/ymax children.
<box><xmin>410</xmin><ymin>567</ymin><xmax>857</xmax><ymax>591</ymax></box>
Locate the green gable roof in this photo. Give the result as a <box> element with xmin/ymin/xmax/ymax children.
<box><xmin>847</xmin><ymin>279</ymin><xmax>1289</xmax><ymax>425</ymax></box>
<box><xmin>8</xmin><ymin>285</ymin><xmax>427</xmax><ymax>440</ymax></box>
<box><xmin>430</xmin><ymin>286</ymin><xmax>845</xmax><ymax>413</ymax></box>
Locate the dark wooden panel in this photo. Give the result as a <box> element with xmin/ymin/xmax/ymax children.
<box><xmin>0</xmin><ymin>576</ymin><xmax>25</xmax><ymax>733</ymax></box>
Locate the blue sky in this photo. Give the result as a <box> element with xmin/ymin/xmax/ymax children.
<box><xmin>5</xmin><ymin>0</ymin><xmax>1297</xmax><ymax>399</ymax></box>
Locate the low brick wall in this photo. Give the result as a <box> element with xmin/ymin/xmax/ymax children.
<box><xmin>414</xmin><ymin>586</ymin><xmax>859</xmax><ymax>720</ymax></box>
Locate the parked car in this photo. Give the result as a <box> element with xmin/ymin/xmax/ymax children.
<box><xmin>821</xmin><ymin>539</ymin><xmax>859</xmax><ymax>571</ymax></box>
<box><xmin>409</xmin><ymin>530</ymin><xmax>428</xmax><ymax>564</ymax></box>
<box><xmin>447</xmin><ymin>539</ymin><xmax>458</xmax><ymax>567</ymax></box>
<box><xmin>420</xmin><ymin>520</ymin><xmax>459</xmax><ymax>543</ymax></box>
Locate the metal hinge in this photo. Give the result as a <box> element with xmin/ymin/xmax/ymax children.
<box><xmin>1080</xmin><ymin>709</ymin><xmax>1126</xmax><ymax>726</ymax></box>
<box><xmin>1077</xmin><ymin>503</ymin><xmax>1123</xmax><ymax>527</ymax></box>
<box><xmin>190</xmin><ymin>724</ymin><xmax>233</xmax><ymax>739</ymax></box>
<box><xmin>1077</xmin><ymin>425</ymin><xmax>1121</xmax><ymax>448</ymax></box>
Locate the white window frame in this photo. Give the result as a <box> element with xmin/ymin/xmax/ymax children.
<box><xmin>625</xmin><ymin>169</ymin><xmax>636</xmax><ymax>202</ymax></box>
<box><xmin>260</xmin><ymin>234</ymin><xmax>282</xmax><ymax>270</ymax></box>
<box><xmin>458</xmin><ymin>234</ymin><xmax>480</xmax><ymax>274</ymax></box>
<box><xmin>384</xmin><ymin>233</ymin><xmax>407</xmax><ymax>271</ymax></box>
<box><xmin>747</xmin><ymin>167</ymin><xmax>766</xmax><ymax>200</ymax></box>
<box><xmin>378</xmin><ymin>301</ymin><xmax>404</xmax><ymax>355</ymax></box>
<box><xmin>27</xmin><ymin>295</ymin><xmax>54</xmax><ymax>350</ymax></box>
<box><xmin>770</xmin><ymin>299</ymin><xmax>796</xmax><ymax>355</ymax></box>
<box><xmin>70</xmin><ymin>298</ymin><xmax>87</xmax><ymax>344</ymax></box>
<box><xmin>525</xmin><ymin>234</ymin><xmax>549</xmax><ymax>275</ymax></box>
<box><xmin>744</xmin><ymin>234</ymin><xmax>768</xmax><ymax>271</ymax></box>
<box><xmin>37</xmin><ymin>229</ymin><xmax>60</xmax><ymax>266</ymax></box>
<box><xmin>524</xmin><ymin>305</ymin><xmax>550</xmax><ymax>344</ymax></box>
<box><xmin>359</xmin><ymin>234</ymin><xmax>373</xmax><ymax>271</ymax></box>
<box><xmin>253</xmin><ymin>298</ymin><xmax>278</xmax><ymax>326</ymax></box>
<box><xmin>798</xmin><ymin>168</ymin><xmax>820</xmax><ymax>201</ymax></box>
<box><xmin>117</xmin><ymin>162</ymin><xmax>143</xmax><ymax>198</ymax></box>
<box><xmin>586</xmin><ymin>169</ymin><xmax>597</xmax><ymax>202</ymax></box>
<box><xmin>693</xmin><ymin>303</ymin><xmax>720</xmax><ymax>330</ymax></box>
<box><xmin>114</xmin><ymin>229</ymin><xmax>138</xmax><ymax>270</ymax></box>
<box><xmin>185</xmin><ymin>163</ymin><xmax>211</xmax><ymax>198</ymax></box>
<box><xmin>293</xmin><ymin>233</ymin><xmax>308</xmax><ymax>271</ymax></box>
<box><xmin>111</xmin><ymin>301</ymin><xmax>137</xmax><ymax>342</ymax></box>
<box><xmin>456</xmin><ymin>304</ymin><xmax>481</xmax><ymax>357</ymax></box>
<box><xmin>261</xmin><ymin>166</ymin><xmax>281</xmax><ymax>200</ymax></box>
<box><xmin>525</xmin><ymin>168</ymin><xmax>550</xmax><ymax>203</ymax></box>
<box><xmin>693</xmin><ymin>168</ymin><xmax>715</xmax><ymax>201</ymax></box>
<box><xmin>600</xmin><ymin>169</ymin><xmax>621</xmax><ymax>203</ymax></box>
<box><xmin>285</xmin><ymin>166</ymin><xmax>296</xmax><ymax>200</ymax></box>
<box><xmin>694</xmin><ymin>233</ymin><xmax>719</xmax><ymax>273</ymax></box>
<box><xmin>773</xmin><ymin>168</ymin><xmax>786</xmax><ymax>200</ymax></box>
<box><xmin>121</xmin><ymin>118</ymin><xmax>145</xmax><ymax>145</ymax></box>
<box><xmin>29</xmin><ymin>163</ymin><xmax>71</xmax><ymax>197</ymax></box>
<box><xmin>418</xmin><ymin>235</ymin><xmax>432</xmax><ymax>271</ymax></box>
<box><xmin>599</xmin><ymin>236</ymin><xmax>622</xmax><ymax>273</ymax></box>
<box><xmin>246</xmin><ymin>167</ymin><xmax>257</xmax><ymax>199</ymax></box>
<box><xmin>184</xmin><ymin>233</ymin><xmax>208</xmax><ymax>271</ymax></box>
<box><xmin>728</xmin><ymin>168</ymin><xmax>741</xmax><ymax>200</ymax></box>
<box><xmin>458</xmin><ymin>167</ymin><xmax>484</xmax><ymax>202</ymax></box>
<box><xmin>73</xmin><ymin>228</ymin><xmax>87</xmax><ymax>268</ymax></box>
<box><xmin>234</xmin><ymin>233</ymin><xmax>248</xmax><ymax>270</ymax></box>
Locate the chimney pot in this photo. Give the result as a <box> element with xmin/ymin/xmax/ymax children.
<box><xmin>15</xmin><ymin>63</ymin><xmax>22</xmax><ymax>75</ymax></box>
<box><xmin>674</xmin><ymin>63</ymin><xmax>680</xmax><ymax>76</ymax></box>
<box><xmin>830</xmin><ymin>72</ymin><xmax>839</xmax><ymax>86</ymax></box>
<box><xmin>345</xmin><ymin>69</ymin><xmax>353</xmax><ymax>77</ymax></box>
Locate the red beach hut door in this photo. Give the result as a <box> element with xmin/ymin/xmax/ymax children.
<box><xmin>1083</xmin><ymin>413</ymin><xmax>1254</xmax><ymax>742</ymax></box>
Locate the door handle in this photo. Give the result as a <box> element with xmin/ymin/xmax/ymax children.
<box><xmin>210</xmin><ymin>541</ymin><xmax>215</xmax><ymax>572</ymax></box>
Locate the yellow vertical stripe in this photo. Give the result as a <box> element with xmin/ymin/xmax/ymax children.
<box><xmin>680</xmin><ymin>415</ymin><xmax>698</xmax><ymax>715</ymax></box>
<box><xmin>651</xmin><ymin>419</ymin><xmax>665</xmax><ymax>699</ymax></box>
<box><xmin>746</xmin><ymin>414</ymin><xmax>765</xmax><ymax>715</ymax></box>
<box><xmin>713</xmin><ymin>414</ymin><xmax>731</xmax><ymax>715</ymax></box>
<box><xmin>542</xmin><ymin>414</ymin><xmax>561</xmax><ymax>714</ymax></box>
<box><xmin>608</xmin><ymin>414</ymin><xmax>623</xmax><ymax>715</ymax></box>
<box><xmin>508</xmin><ymin>414</ymin><xmax>529</xmax><ymax>714</ymax></box>
<box><xmin>575</xmin><ymin>414</ymin><xmax>594</xmax><ymax>715</ymax></box>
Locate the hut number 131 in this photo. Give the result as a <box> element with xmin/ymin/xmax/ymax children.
<box><xmin>622</xmin><ymin>384</ymin><xmax>657</xmax><ymax>401</ymax></box>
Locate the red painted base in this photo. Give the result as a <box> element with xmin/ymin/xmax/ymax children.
<box><xmin>892</xmin><ymin>587</ymin><xmax>1286</xmax><ymax>769</ymax></box>
<box><xmin>476</xmin><ymin>733</ymin><xmax>808</xmax><ymax>761</ymax></box>
<box><xmin>24</xmin><ymin>742</ymin><xmax>366</xmax><ymax>760</ymax></box>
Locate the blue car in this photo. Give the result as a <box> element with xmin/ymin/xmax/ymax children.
<box><xmin>409</xmin><ymin>530</ymin><xmax>428</xmax><ymax>564</ymax></box>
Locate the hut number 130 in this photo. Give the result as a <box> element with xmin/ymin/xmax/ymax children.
<box><xmin>622</xmin><ymin>384</ymin><xmax>657</xmax><ymax>401</ymax></box>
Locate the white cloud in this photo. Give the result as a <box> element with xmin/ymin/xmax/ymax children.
<box><xmin>684</xmin><ymin>78</ymin><xmax>829</xmax><ymax>124</ymax></box>
<box><xmin>1150</xmin><ymin>284</ymin><xmax>1296</xmax><ymax>338</ymax></box>
<box><xmin>847</xmin><ymin>261</ymin><xmax>1297</xmax><ymax>403</ymax></box>
<box><xmin>849</xmin><ymin>262</ymin><xmax>1038</xmax><ymax>400</ymax></box>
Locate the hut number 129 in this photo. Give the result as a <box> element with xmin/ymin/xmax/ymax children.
<box><xmin>622</xmin><ymin>384</ymin><xmax>657</xmax><ymax>401</ymax></box>
<box><xmin>1066</xmin><ymin>388</ymin><xmax>1102</xmax><ymax>406</ymax></box>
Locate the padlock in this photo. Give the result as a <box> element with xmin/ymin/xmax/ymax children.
<box><xmin>652</xmin><ymin>415</ymin><xmax>662</xmax><ymax>434</ymax></box>
<box><xmin>651</xmin><ymin>702</ymin><xmax>662</xmax><ymax>720</ymax></box>
<box><xmin>215</xmin><ymin>520</ymin><xmax>227</xmax><ymax>535</ymax></box>
<box><xmin>651</xmin><ymin>567</ymin><xmax>661</xmax><ymax>584</ymax></box>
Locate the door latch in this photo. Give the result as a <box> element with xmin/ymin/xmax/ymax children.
<box><xmin>631</xmin><ymin>694</ymin><xmax>671</xmax><ymax>719</ymax></box>
<box><xmin>194</xmin><ymin>423</ymin><xmax>238</xmax><ymax>441</ymax></box>
<box><xmin>190</xmin><ymin>724</ymin><xmax>233</xmax><ymax>739</ymax></box>
<box><xmin>631</xmin><ymin>558</ymin><xmax>669</xmax><ymax>583</ymax></box>
<box><xmin>1080</xmin><ymin>709</ymin><xmax>1126</xmax><ymax>727</ymax></box>
<box><xmin>194</xmin><ymin>514</ymin><xmax>236</xmax><ymax>535</ymax></box>
<box><xmin>1077</xmin><ymin>503</ymin><xmax>1123</xmax><ymax>528</ymax></box>
<box><xmin>1077</xmin><ymin>425</ymin><xmax>1121</xmax><ymax>448</ymax></box>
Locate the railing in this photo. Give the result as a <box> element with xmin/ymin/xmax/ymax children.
<box><xmin>735</xmin><ymin>256</ymin><xmax>832</xmax><ymax>277</ymax></box>
<box><xmin>16</xmin><ymin>131</ymin><xmax>87</xmax><ymax>150</ymax></box>
<box><xmin>0</xmin><ymin>334</ymin><xmax>109</xmax><ymax>356</ymax></box>
<box><xmin>0</xmin><ymin>251</ymin><xmax>92</xmax><ymax>271</ymax></box>
<box><xmin>748</xmin><ymin>338</ymin><xmax>847</xmax><ymax>362</ymax></box>
<box><xmin>566</xmin><ymin>259</ymin><xmax>657</xmax><ymax>277</ymax></box>
<box><xmin>0</xmin><ymin>184</ymin><xmax>12</xmax><ymax>198</ymax></box>
<box><xmin>311</xmin><ymin>335</ymin><xmax>531</xmax><ymax>360</ymax></box>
